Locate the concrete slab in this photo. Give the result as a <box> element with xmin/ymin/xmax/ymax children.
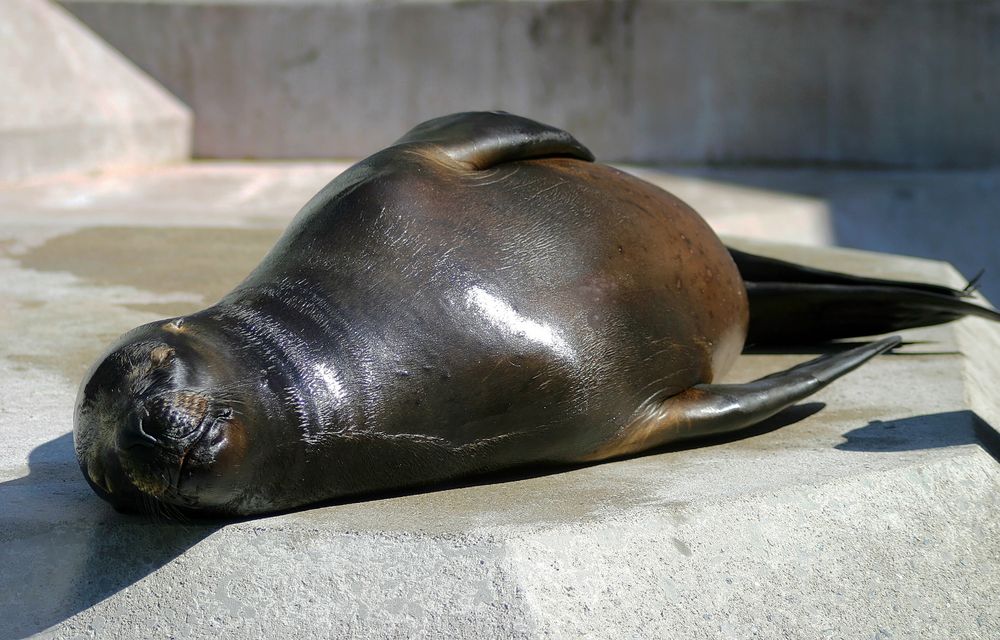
<box><xmin>0</xmin><ymin>0</ymin><xmax>190</xmax><ymax>183</ymax></box>
<box><xmin>60</xmin><ymin>0</ymin><xmax>1000</xmax><ymax>168</ymax></box>
<box><xmin>0</xmin><ymin>164</ymin><xmax>998</xmax><ymax>638</ymax></box>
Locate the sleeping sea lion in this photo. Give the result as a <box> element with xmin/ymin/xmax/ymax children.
<box><xmin>74</xmin><ymin>112</ymin><xmax>1000</xmax><ymax>516</ymax></box>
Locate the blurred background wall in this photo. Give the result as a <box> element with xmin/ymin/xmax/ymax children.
<box><xmin>59</xmin><ymin>0</ymin><xmax>1000</xmax><ymax>167</ymax></box>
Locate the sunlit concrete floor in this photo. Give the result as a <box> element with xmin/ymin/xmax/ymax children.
<box><xmin>1</xmin><ymin>163</ymin><xmax>998</xmax><ymax>638</ymax></box>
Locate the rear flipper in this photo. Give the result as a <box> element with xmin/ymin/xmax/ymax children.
<box><xmin>729</xmin><ymin>247</ymin><xmax>1000</xmax><ymax>345</ymax></box>
<box><xmin>585</xmin><ymin>336</ymin><xmax>901</xmax><ymax>460</ymax></box>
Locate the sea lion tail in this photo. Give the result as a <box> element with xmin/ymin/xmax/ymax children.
<box><xmin>728</xmin><ymin>248</ymin><xmax>1000</xmax><ymax>345</ymax></box>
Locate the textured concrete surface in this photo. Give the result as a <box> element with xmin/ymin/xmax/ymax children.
<box><xmin>60</xmin><ymin>0</ymin><xmax>1000</xmax><ymax>167</ymax></box>
<box><xmin>1</xmin><ymin>164</ymin><xmax>998</xmax><ymax>638</ymax></box>
<box><xmin>0</xmin><ymin>0</ymin><xmax>191</xmax><ymax>183</ymax></box>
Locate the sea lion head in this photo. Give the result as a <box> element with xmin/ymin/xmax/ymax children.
<box><xmin>74</xmin><ymin>316</ymin><xmax>260</xmax><ymax>516</ymax></box>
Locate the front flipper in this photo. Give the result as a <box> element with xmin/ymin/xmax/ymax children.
<box><xmin>585</xmin><ymin>336</ymin><xmax>901</xmax><ymax>460</ymax></box>
<box><xmin>392</xmin><ymin>111</ymin><xmax>595</xmax><ymax>170</ymax></box>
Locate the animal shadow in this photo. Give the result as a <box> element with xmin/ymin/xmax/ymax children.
<box><xmin>836</xmin><ymin>409</ymin><xmax>1000</xmax><ymax>461</ymax></box>
<box><xmin>0</xmin><ymin>432</ymin><xmax>220</xmax><ymax>639</ymax></box>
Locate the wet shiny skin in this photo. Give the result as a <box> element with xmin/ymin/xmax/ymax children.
<box><xmin>75</xmin><ymin>143</ymin><xmax>747</xmax><ymax>516</ymax></box>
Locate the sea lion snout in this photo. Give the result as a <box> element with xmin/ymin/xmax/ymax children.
<box><xmin>115</xmin><ymin>391</ymin><xmax>221</xmax><ymax>449</ymax></box>
<box><xmin>114</xmin><ymin>398</ymin><xmax>243</xmax><ymax>506</ymax></box>
<box><xmin>75</xmin><ymin>326</ymin><xmax>257</xmax><ymax>513</ymax></box>
<box><xmin>143</xmin><ymin>392</ymin><xmax>210</xmax><ymax>441</ymax></box>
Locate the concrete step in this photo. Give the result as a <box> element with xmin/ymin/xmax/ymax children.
<box><xmin>59</xmin><ymin>0</ymin><xmax>1000</xmax><ymax>168</ymax></box>
<box><xmin>0</xmin><ymin>163</ymin><xmax>998</xmax><ymax>638</ymax></box>
<box><xmin>0</xmin><ymin>0</ymin><xmax>190</xmax><ymax>183</ymax></box>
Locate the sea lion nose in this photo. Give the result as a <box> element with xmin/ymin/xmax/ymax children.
<box><xmin>117</xmin><ymin>410</ymin><xmax>158</xmax><ymax>450</ymax></box>
<box><xmin>119</xmin><ymin>392</ymin><xmax>211</xmax><ymax>450</ymax></box>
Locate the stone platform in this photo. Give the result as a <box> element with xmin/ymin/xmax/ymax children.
<box><xmin>0</xmin><ymin>164</ymin><xmax>998</xmax><ymax>638</ymax></box>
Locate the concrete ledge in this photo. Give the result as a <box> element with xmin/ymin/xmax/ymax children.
<box><xmin>1</xmin><ymin>165</ymin><xmax>997</xmax><ymax>638</ymax></box>
<box><xmin>60</xmin><ymin>0</ymin><xmax>1000</xmax><ymax>167</ymax></box>
<box><xmin>5</xmin><ymin>447</ymin><xmax>997</xmax><ymax>638</ymax></box>
<box><xmin>0</xmin><ymin>0</ymin><xmax>190</xmax><ymax>183</ymax></box>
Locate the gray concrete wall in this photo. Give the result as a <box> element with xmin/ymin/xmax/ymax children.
<box><xmin>0</xmin><ymin>0</ymin><xmax>191</xmax><ymax>183</ymax></box>
<box><xmin>61</xmin><ymin>0</ymin><xmax>1000</xmax><ymax>167</ymax></box>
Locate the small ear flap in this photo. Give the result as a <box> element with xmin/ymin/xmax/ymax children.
<box><xmin>393</xmin><ymin>111</ymin><xmax>595</xmax><ymax>170</ymax></box>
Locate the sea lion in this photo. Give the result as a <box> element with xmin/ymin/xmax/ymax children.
<box><xmin>74</xmin><ymin>112</ymin><xmax>1000</xmax><ymax>516</ymax></box>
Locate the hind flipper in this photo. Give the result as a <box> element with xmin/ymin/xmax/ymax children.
<box><xmin>728</xmin><ymin>247</ymin><xmax>1000</xmax><ymax>345</ymax></box>
<box><xmin>744</xmin><ymin>282</ymin><xmax>1000</xmax><ymax>345</ymax></box>
<box><xmin>728</xmin><ymin>248</ymin><xmax>968</xmax><ymax>298</ymax></box>
<box><xmin>584</xmin><ymin>336</ymin><xmax>901</xmax><ymax>461</ymax></box>
<box><xmin>392</xmin><ymin>111</ymin><xmax>595</xmax><ymax>170</ymax></box>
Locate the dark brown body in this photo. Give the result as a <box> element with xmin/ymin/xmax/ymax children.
<box><xmin>237</xmin><ymin>153</ymin><xmax>748</xmax><ymax>467</ymax></box>
<box><xmin>83</xmin><ymin>112</ymin><xmax>993</xmax><ymax>517</ymax></box>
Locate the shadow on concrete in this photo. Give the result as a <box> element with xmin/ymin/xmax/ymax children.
<box><xmin>0</xmin><ymin>433</ymin><xmax>220</xmax><ymax>640</ymax></box>
<box><xmin>836</xmin><ymin>410</ymin><xmax>1000</xmax><ymax>462</ymax></box>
